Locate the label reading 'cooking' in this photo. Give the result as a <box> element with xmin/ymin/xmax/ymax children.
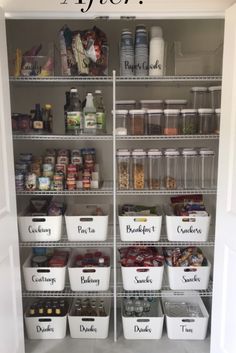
<box><xmin>28</xmin><ymin>225</ymin><xmax>51</xmax><ymax>236</ymax></box>
<box><xmin>81</xmin><ymin>276</ymin><xmax>100</xmax><ymax>286</ymax></box>
<box><xmin>32</xmin><ymin>275</ymin><xmax>56</xmax><ymax>285</ymax></box>
<box><xmin>126</xmin><ymin>225</ymin><xmax>155</xmax><ymax>235</ymax></box>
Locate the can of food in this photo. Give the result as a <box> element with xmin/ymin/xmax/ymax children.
<box><xmin>31</xmin><ymin>255</ymin><xmax>48</xmax><ymax>267</ymax></box>
<box><xmin>43</xmin><ymin>164</ymin><xmax>54</xmax><ymax>177</ymax></box>
<box><xmin>25</xmin><ymin>173</ymin><xmax>37</xmax><ymax>191</ymax></box>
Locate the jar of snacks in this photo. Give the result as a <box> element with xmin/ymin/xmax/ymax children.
<box><xmin>114</xmin><ymin>110</ymin><xmax>129</xmax><ymax>135</ymax></box>
<box><xmin>164</xmin><ymin>109</ymin><xmax>180</xmax><ymax>135</ymax></box>
<box><xmin>208</xmin><ymin>86</ymin><xmax>222</xmax><ymax>109</ymax></box>
<box><xmin>132</xmin><ymin>149</ymin><xmax>146</xmax><ymax>190</ymax></box>
<box><xmin>191</xmin><ymin>87</ymin><xmax>208</xmax><ymax>109</ymax></box>
<box><xmin>214</xmin><ymin>108</ymin><xmax>221</xmax><ymax>134</ymax></box>
<box><xmin>164</xmin><ymin>149</ymin><xmax>181</xmax><ymax>189</ymax></box>
<box><xmin>198</xmin><ymin>109</ymin><xmax>214</xmax><ymax>134</ymax></box>
<box><xmin>199</xmin><ymin>148</ymin><xmax>216</xmax><ymax>189</ymax></box>
<box><xmin>148</xmin><ymin>149</ymin><xmax>162</xmax><ymax>189</ymax></box>
<box><xmin>182</xmin><ymin>149</ymin><xmax>199</xmax><ymax>189</ymax></box>
<box><xmin>117</xmin><ymin>149</ymin><xmax>131</xmax><ymax>190</ymax></box>
<box><xmin>180</xmin><ymin>109</ymin><xmax>198</xmax><ymax>135</ymax></box>
<box><xmin>129</xmin><ymin>109</ymin><xmax>145</xmax><ymax>135</ymax></box>
<box><xmin>147</xmin><ymin>109</ymin><xmax>163</xmax><ymax>135</ymax></box>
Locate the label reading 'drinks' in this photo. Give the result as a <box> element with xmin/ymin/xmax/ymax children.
<box><xmin>36</xmin><ymin>325</ymin><xmax>54</xmax><ymax>333</ymax></box>
<box><xmin>134</xmin><ymin>325</ymin><xmax>152</xmax><ymax>333</ymax></box>
<box><xmin>80</xmin><ymin>325</ymin><xmax>97</xmax><ymax>333</ymax></box>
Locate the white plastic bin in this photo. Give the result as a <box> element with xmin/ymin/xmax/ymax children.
<box><xmin>65</xmin><ymin>204</ymin><xmax>109</xmax><ymax>241</ymax></box>
<box><xmin>167</xmin><ymin>260</ymin><xmax>211</xmax><ymax>290</ymax></box>
<box><xmin>68</xmin><ymin>298</ymin><xmax>111</xmax><ymax>339</ymax></box>
<box><xmin>121</xmin><ymin>265</ymin><xmax>164</xmax><ymax>291</ymax></box>
<box><xmin>23</xmin><ymin>254</ymin><xmax>67</xmax><ymax>291</ymax></box>
<box><xmin>18</xmin><ymin>213</ymin><xmax>62</xmax><ymax>242</ymax></box>
<box><xmin>119</xmin><ymin>214</ymin><xmax>162</xmax><ymax>241</ymax></box>
<box><xmin>25</xmin><ymin>314</ymin><xmax>67</xmax><ymax>340</ymax></box>
<box><xmin>68</xmin><ymin>249</ymin><xmax>111</xmax><ymax>291</ymax></box>
<box><xmin>122</xmin><ymin>299</ymin><xmax>164</xmax><ymax>340</ymax></box>
<box><xmin>162</xmin><ymin>292</ymin><xmax>209</xmax><ymax>340</ymax></box>
<box><xmin>166</xmin><ymin>215</ymin><xmax>210</xmax><ymax>242</ymax></box>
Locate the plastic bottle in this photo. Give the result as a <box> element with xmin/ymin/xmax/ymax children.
<box><xmin>149</xmin><ymin>26</ymin><xmax>165</xmax><ymax>76</ymax></box>
<box><xmin>135</xmin><ymin>25</ymin><xmax>148</xmax><ymax>76</ymax></box>
<box><xmin>83</xmin><ymin>93</ymin><xmax>97</xmax><ymax>134</ymax></box>
<box><xmin>94</xmin><ymin>90</ymin><xmax>106</xmax><ymax>133</ymax></box>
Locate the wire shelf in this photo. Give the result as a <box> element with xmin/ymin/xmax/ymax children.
<box><xmin>22</xmin><ymin>287</ymin><xmax>114</xmax><ymax>298</ymax></box>
<box><xmin>117</xmin><ymin>189</ymin><xmax>217</xmax><ymax>196</ymax></box>
<box><xmin>13</xmin><ymin>134</ymin><xmax>113</xmax><ymax>141</ymax></box>
<box><xmin>10</xmin><ymin>76</ymin><xmax>113</xmax><ymax>83</ymax></box>
<box><xmin>116</xmin><ymin>134</ymin><xmax>219</xmax><ymax>141</ymax></box>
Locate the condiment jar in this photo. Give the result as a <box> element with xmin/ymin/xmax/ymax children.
<box><xmin>164</xmin><ymin>99</ymin><xmax>188</xmax><ymax>110</ymax></box>
<box><xmin>198</xmin><ymin>108</ymin><xmax>214</xmax><ymax>134</ymax></box>
<box><xmin>191</xmin><ymin>87</ymin><xmax>208</xmax><ymax>109</ymax></box>
<box><xmin>182</xmin><ymin>149</ymin><xmax>198</xmax><ymax>189</ymax></box>
<box><xmin>147</xmin><ymin>109</ymin><xmax>163</xmax><ymax>135</ymax></box>
<box><xmin>199</xmin><ymin>148</ymin><xmax>216</xmax><ymax>189</ymax></box>
<box><xmin>163</xmin><ymin>109</ymin><xmax>180</xmax><ymax>135</ymax></box>
<box><xmin>148</xmin><ymin>149</ymin><xmax>162</xmax><ymax>189</ymax></box>
<box><xmin>129</xmin><ymin>109</ymin><xmax>145</xmax><ymax>135</ymax></box>
<box><xmin>132</xmin><ymin>149</ymin><xmax>146</xmax><ymax>189</ymax></box>
<box><xmin>114</xmin><ymin>110</ymin><xmax>128</xmax><ymax>135</ymax></box>
<box><xmin>180</xmin><ymin>109</ymin><xmax>198</xmax><ymax>135</ymax></box>
<box><xmin>117</xmin><ymin>149</ymin><xmax>131</xmax><ymax>190</ymax></box>
<box><xmin>164</xmin><ymin>149</ymin><xmax>181</xmax><ymax>189</ymax></box>
<box><xmin>214</xmin><ymin>108</ymin><xmax>221</xmax><ymax>134</ymax></box>
<box><xmin>208</xmin><ymin>86</ymin><xmax>222</xmax><ymax>109</ymax></box>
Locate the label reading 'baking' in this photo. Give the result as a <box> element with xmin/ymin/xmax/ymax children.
<box><xmin>126</xmin><ymin>225</ymin><xmax>155</xmax><ymax>235</ymax></box>
<box><xmin>80</xmin><ymin>325</ymin><xmax>97</xmax><ymax>333</ymax></box>
<box><xmin>28</xmin><ymin>225</ymin><xmax>51</xmax><ymax>236</ymax></box>
<box><xmin>77</xmin><ymin>226</ymin><xmax>95</xmax><ymax>234</ymax></box>
<box><xmin>32</xmin><ymin>275</ymin><xmax>56</xmax><ymax>285</ymax></box>
<box><xmin>177</xmin><ymin>226</ymin><xmax>202</xmax><ymax>235</ymax></box>
<box><xmin>182</xmin><ymin>275</ymin><xmax>200</xmax><ymax>283</ymax></box>
<box><xmin>81</xmin><ymin>276</ymin><xmax>100</xmax><ymax>286</ymax></box>
<box><xmin>180</xmin><ymin>325</ymin><xmax>193</xmax><ymax>333</ymax></box>
<box><xmin>134</xmin><ymin>325</ymin><xmax>152</xmax><ymax>333</ymax></box>
<box><xmin>36</xmin><ymin>325</ymin><xmax>54</xmax><ymax>333</ymax></box>
<box><xmin>134</xmin><ymin>276</ymin><xmax>152</xmax><ymax>284</ymax></box>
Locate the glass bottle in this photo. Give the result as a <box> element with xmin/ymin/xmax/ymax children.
<box><xmin>67</xmin><ymin>88</ymin><xmax>82</xmax><ymax>134</ymax></box>
<box><xmin>44</xmin><ymin>104</ymin><xmax>53</xmax><ymax>133</ymax></box>
<box><xmin>33</xmin><ymin>103</ymin><xmax>43</xmax><ymax>132</ymax></box>
<box><xmin>83</xmin><ymin>93</ymin><xmax>97</xmax><ymax>134</ymax></box>
<box><xmin>94</xmin><ymin>90</ymin><xmax>106</xmax><ymax>133</ymax></box>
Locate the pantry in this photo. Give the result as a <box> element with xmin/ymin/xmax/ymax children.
<box><xmin>0</xmin><ymin>2</ymin><xmax>236</xmax><ymax>353</ymax></box>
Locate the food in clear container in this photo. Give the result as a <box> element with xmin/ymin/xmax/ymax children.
<box><xmin>164</xmin><ymin>149</ymin><xmax>181</xmax><ymax>189</ymax></box>
<box><xmin>164</xmin><ymin>109</ymin><xmax>180</xmax><ymax>135</ymax></box>
<box><xmin>132</xmin><ymin>149</ymin><xmax>146</xmax><ymax>189</ymax></box>
<box><xmin>180</xmin><ymin>109</ymin><xmax>198</xmax><ymax>135</ymax></box>
<box><xmin>117</xmin><ymin>149</ymin><xmax>130</xmax><ymax>190</ymax></box>
<box><xmin>129</xmin><ymin>110</ymin><xmax>145</xmax><ymax>135</ymax></box>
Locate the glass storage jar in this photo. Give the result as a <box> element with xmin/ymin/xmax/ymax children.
<box><xmin>132</xmin><ymin>149</ymin><xmax>146</xmax><ymax>189</ymax></box>
<box><xmin>214</xmin><ymin>108</ymin><xmax>221</xmax><ymax>134</ymax></box>
<box><xmin>114</xmin><ymin>110</ymin><xmax>128</xmax><ymax>135</ymax></box>
<box><xmin>164</xmin><ymin>109</ymin><xmax>180</xmax><ymax>135</ymax></box>
<box><xmin>164</xmin><ymin>149</ymin><xmax>181</xmax><ymax>189</ymax></box>
<box><xmin>164</xmin><ymin>99</ymin><xmax>188</xmax><ymax>110</ymax></box>
<box><xmin>199</xmin><ymin>148</ymin><xmax>215</xmax><ymax>189</ymax></box>
<box><xmin>147</xmin><ymin>109</ymin><xmax>163</xmax><ymax>135</ymax></box>
<box><xmin>180</xmin><ymin>109</ymin><xmax>198</xmax><ymax>135</ymax></box>
<box><xmin>191</xmin><ymin>87</ymin><xmax>208</xmax><ymax>109</ymax></box>
<box><xmin>117</xmin><ymin>149</ymin><xmax>131</xmax><ymax>190</ymax></box>
<box><xmin>129</xmin><ymin>109</ymin><xmax>145</xmax><ymax>135</ymax></box>
<box><xmin>148</xmin><ymin>149</ymin><xmax>162</xmax><ymax>189</ymax></box>
<box><xmin>198</xmin><ymin>108</ymin><xmax>214</xmax><ymax>134</ymax></box>
<box><xmin>182</xmin><ymin>148</ymin><xmax>199</xmax><ymax>189</ymax></box>
<box><xmin>140</xmin><ymin>100</ymin><xmax>164</xmax><ymax>110</ymax></box>
<box><xmin>208</xmin><ymin>86</ymin><xmax>222</xmax><ymax>109</ymax></box>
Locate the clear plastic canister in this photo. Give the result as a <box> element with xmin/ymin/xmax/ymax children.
<box><xmin>191</xmin><ymin>87</ymin><xmax>208</xmax><ymax>109</ymax></box>
<box><xmin>117</xmin><ymin>149</ymin><xmax>131</xmax><ymax>190</ymax></box>
<box><xmin>182</xmin><ymin>149</ymin><xmax>198</xmax><ymax>189</ymax></box>
<box><xmin>116</xmin><ymin>100</ymin><xmax>136</xmax><ymax>110</ymax></box>
<box><xmin>163</xmin><ymin>109</ymin><xmax>180</xmax><ymax>135</ymax></box>
<box><xmin>208</xmin><ymin>86</ymin><xmax>222</xmax><ymax>109</ymax></box>
<box><xmin>140</xmin><ymin>100</ymin><xmax>164</xmax><ymax>109</ymax></box>
<box><xmin>198</xmin><ymin>108</ymin><xmax>214</xmax><ymax>134</ymax></box>
<box><xmin>164</xmin><ymin>149</ymin><xmax>181</xmax><ymax>189</ymax></box>
<box><xmin>199</xmin><ymin>149</ymin><xmax>215</xmax><ymax>189</ymax></box>
<box><xmin>164</xmin><ymin>99</ymin><xmax>188</xmax><ymax>110</ymax></box>
<box><xmin>129</xmin><ymin>109</ymin><xmax>145</xmax><ymax>135</ymax></box>
<box><xmin>148</xmin><ymin>149</ymin><xmax>162</xmax><ymax>189</ymax></box>
<box><xmin>214</xmin><ymin>108</ymin><xmax>221</xmax><ymax>134</ymax></box>
<box><xmin>114</xmin><ymin>110</ymin><xmax>128</xmax><ymax>135</ymax></box>
<box><xmin>132</xmin><ymin>149</ymin><xmax>146</xmax><ymax>189</ymax></box>
<box><xmin>147</xmin><ymin>109</ymin><xmax>163</xmax><ymax>135</ymax></box>
<box><xmin>180</xmin><ymin>109</ymin><xmax>198</xmax><ymax>135</ymax></box>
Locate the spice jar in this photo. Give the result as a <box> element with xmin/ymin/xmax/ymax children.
<box><xmin>164</xmin><ymin>100</ymin><xmax>187</xmax><ymax>110</ymax></box>
<box><xmin>182</xmin><ymin>149</ymin><xmax>198</xmax><ymax>189</ymax></box>
<box><xmin>129</xmin><ymin>109</ymin><xmax>145</xmax><ymax>135</ymax></box>
<box><xmin>114</xmin><ymin>110</ymin><xmax>129</xmax><ymax>135</ymax></box>
<box><xmin>208</xmin><ymin>86</ymin><xmax>222</xmax><ymax>109</ymax></box>
<box><xmin>148</xmin><ymin>149</ymin><xmax>162</xmax><ymax>189</ymax></box>
<box><xmin>214</xmin><ymin>108</ymin><xmax>221</xmax><ymax>134</ymax></box>
<box><xmin>147</xmin><ymin>109</ymin><xmax>163</xmax><ymax>135</ymax></box>
<box><xmin>132</xmin><ymin>149</ymin><xmax>146</xmax><ymax>189</ymax></box>
<box><xmin>198</xmin><ymin>109</ymin><xmax>214</xmax><ymax>134</ymax></box>
<box><xmin>164</xmin><ymin>149</ymin><xmax>181</xmax><ymax>189</ymax></box>
<box><xmin>191</xmin><ymin>87</ymin><xmax>208</xmax><ymax>109</ymax></box>
<box><xmin>199</xmin><ymin>148</ymin><xmax>216</xmax><ymax>189</ymax></box>
<box><xmin>117</xmin><ymin>149</ymin><xmax>131</xmax><ymax>190</ymax></box>
<box><xmin>164</xmin><ymin>109</ymin><xmax>180</xmax><ymax>135</ymax></box>
<box><xmin>180</xmin><ymin>109</ymin><xmax>198</xmax><ymax>135</ymax></box>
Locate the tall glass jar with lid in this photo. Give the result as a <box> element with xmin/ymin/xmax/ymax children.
<box><xmin>132</xmin><ymin>149</ymin><xmax>146</xmax><ymax>190</ymax></box>
<box><xmin>182</xmin><ymin>149</ymin><xmax>199</xmax><ymax>189</ymax></box>
<box><xmin>199</xmin><ymin>148</ymin><xmax>216</xmax><ymax>189</ymax></box>
<box><xmin>148</xmin><ymin>149</ymin><xmax>163</xmax><ymax>189</ymax></box>
<box><xmin>164</xmin><ymin>149</ymin><xmax>181</xmax><ymax>189</ymax></box>
<box><xmin>117</xmin><ymin>149</ymin><xmax>131</xmax><ymax>190</ymax></box>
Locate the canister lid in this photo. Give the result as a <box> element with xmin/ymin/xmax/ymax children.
<box><xmin>164</xmin><ymin>148</ymin><xmax>180</xmax><ymax>156</ymax></box>
<box><xmin>198</xmin><ymin>108</ymin><xmax>214</xmax><ymax>114</ymax></box>
<box><xmin>148</xmin><ymin>149</ymin><xmax>162</xmax><ymax>156</ymax></box>
<box><xmin>132</xmin><ymin>149</ymin><xmax>146</xmax><ymax>156</ymax></box>
<box><xmin>164</xmin><ymin>109</ymin><xmax>180</xmax><ymax>115</ymax></box>
<box><xmin>140</xmin><ymin>100</ymin><xmax>163</xmax><ymax>103</ymax></box>
<box><xmin>116</xmin><ymin>100</ymin><xmax>136</xmax><ymax>104</ymax></box>
<box><xmin>215</xmin><ymin>108</ymin><xmax>221</xmax><ymax>114</ymax></box>
<box><xmin>182</xmin><ymin>148</ymin><xmax>198</xmax><ymax>156</ymax></box>
<box><xmin>147</xmin><ymin>109</ymin><xmax>163</xmax><ymax>114</ymax></box>
<box><xmin>191</xmin><ymin>87</ymin><xmax>208</xmax><ymax>92</ymax></box>
<box><xmin>199</xmin><ymin>148</ymin><xmax>215</xmax><ymax>155</ymax></box>
<box><xmin>181</xmin><ymin>109</ymin><xmax>197</xmax><ymax>114</ymax></box>
<box><xmin>129</xmin><ymin>109</ymin><xmax>146</xmax><ymax>114</ymax></box>
<box><xmin>112</xmin><ymin>110</ymin><xmax>128</xmax><ymax>115</ymax></box>
<box><xmin>208</xmin><ymin>86</ymin><xmax>222</xmax><ymax>92</ymax></box>
<box><xmin>165</xmin><ymin>99</ymin><xmax>188</xmax><ymax>104</ymax></box>
<box><xmin>116</xmin><ymin>149</ymin><xmax>130</xmax><ymax>156</ymax></box>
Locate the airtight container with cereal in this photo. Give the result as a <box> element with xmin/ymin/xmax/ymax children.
<box><xmin>117</xmin><ymin>149</ymin><xmax>131</xmax><ymax>190</ymax></box>
<box><xmin>132</xmin><ymin>149</ymin><xmax>146</xmax><ymax>190</ymax></box>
